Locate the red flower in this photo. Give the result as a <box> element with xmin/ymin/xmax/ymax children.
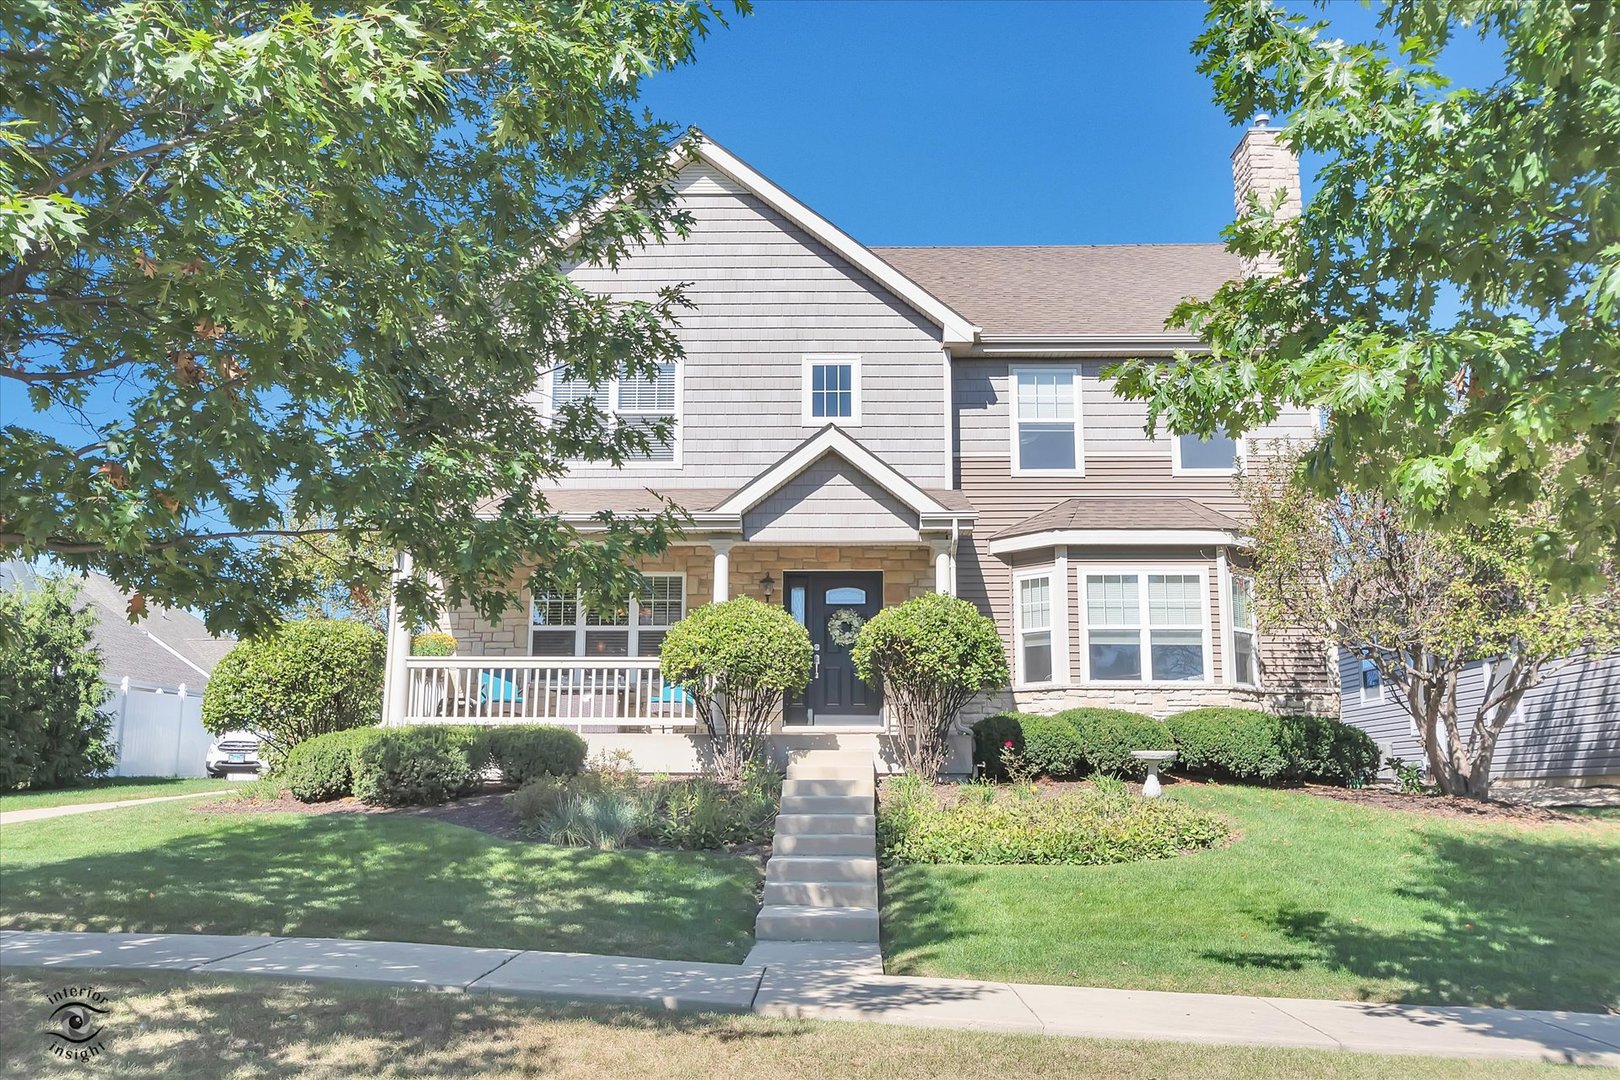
<box><xmin>1003</xmin><ymin>740</ymin><xmax>1014</xmax><ymax>749</ymax></box>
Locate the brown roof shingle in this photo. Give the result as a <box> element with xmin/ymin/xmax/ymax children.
<box><xmin>994</xmin><ymin>497</ymin><xmax>1243</xmax><ymax>541</ymax></box>
<box><xmin>871</xmin><ymin>244</ymin><xmax>1240</xmax><ymax>339</ymax></box>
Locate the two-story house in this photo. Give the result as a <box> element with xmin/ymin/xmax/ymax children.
<box><xmin>380</xmin><ymin>121</ymin><xmax>1337</xmax><ymax>771</ymax></box>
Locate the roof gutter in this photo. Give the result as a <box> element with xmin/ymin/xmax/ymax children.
<box><xmin>964</xmin><ymin>334</ymin><xmax>1208</xmax><ymax>358</ymax></box>
<box><xmin>988</xmin><ymin>527</ymin><xmax>1241</xmax><ymax>557</ymax></box>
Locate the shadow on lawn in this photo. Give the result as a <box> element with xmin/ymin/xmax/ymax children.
<box><xmin>1203</xmin><ymin>828</ymin><xmax>1620</xmax><ymax>1012</ymax></box>
<box><xmin>1</xmin><ymin>813</ymin><xmax>760</xmax><ymax>964</ymax></box>
<box><xmin>0</xmin><ymin>969</ymin><xmax>796</xmax><ymax>1078</ymax></box>
<box><xmin>878</xmin><ymin>864</ymin><xmax>984</xmax><ymax>975</ymax></box>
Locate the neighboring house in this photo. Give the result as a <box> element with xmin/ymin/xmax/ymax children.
<box><xmin>380</xmin><ymin>121</ymin><xmax>1337</xmax><ymax>770</ymax></box>
<box><xmin>1340</xmin><ymin>651</ymin><xmax>1620</xmax><ymax>788</ymax></box>
<box><xmin>1</xmin><ymin>559</ymin><xmax>235</xmax><ymax>777</ymax></box>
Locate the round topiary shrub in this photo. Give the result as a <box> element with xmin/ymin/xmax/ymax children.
<box><xmin>1165</xmin><ymin>707</ymin><xmax>1288</xmax><ymax>781</ymax></box>
<box><xmin>1056</xmin><ymin>707</ymin><xmax>1175</xmax><ymax>779</ymax></box>
<box><xmin>1278</xmin><ymin>713</ymin><xmax>1381</xmax><ymax>785</ymax></box>
<box><xmin>1020</xmin><ymin>713</ymin><xmax>1086</xmax><ymax>777</ymax></box>
<box><xmin>202</xmin><ymin>619</ymin><xmax>385</xmax><ymax>767</ymax></box>
<box><xmin>661</xmin><ymin>596</ymin><xmax>812</xmax><ymax>781</ymax></box>
<box><xmin>352</xmin><ymin>725</ymin><xmax>478</xmax><ymax>806</ymax></box>
<box><xmin>282</xmin><ymin>727</ymin><xmax>384</xmax><ymax>801</ymax></box>
<box><xmin>852</xmin><ymin>593</ymin><xmax>1009</xmax><ymax>779</ymax></box>
<box><xmin>411</xmin><ymin>631</ymin><xmax>458</xmax><ymax>657</ymax></box>
<box><xmin>483</xmin><ymin>725</ymin><xmax>587</xmax><ymax>785</ymax></box>
<box><xmin>970</xmin><ymin>712</ymin><xmax>1025</xmax><ymax>776</ymax></box>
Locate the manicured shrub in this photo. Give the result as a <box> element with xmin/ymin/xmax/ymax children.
<box><xmin>352</xmin><ymin>726</ymin><xmax>477</xmax><ymax>806</ymax></box>
<box><xmin>661</xmin><ymin>596</ymin><xmax>812</xmax><ymax>781</ymax></box>
<box><xmin>970</xmin><ymin>712</ymin><xmax>1025</xmax><ymax>777</ymax></box>
<box><xmin>202</xmin><ymin>619</ymin><xmax>385</xmax><ymax>766</ymax></box>
<box><xmin>852</xmin><ymin>594</ymin><xmax>1009</xmax><ymax>780</ymax></box>
<box><xmin>281</xmin><ymin>727</ymin><xmax>384</xmax><ymax>801</ymax></box>
<box><xmin>1165</xmin><ymin>707</ymin><xmax>1288</xmax><ymax>781</ymax></box>
<box><xmin>1279</xmin><ymin>713</ymin><xmax>1381</xmax><ymax>786</ymax></box>
<box><xmin>878</xmin><ymin>780</ymin><xmax>1227</xmax><ymax>866</ymax></box>
<box><xmin>1058</xmin><ymin>708</ymin><xmax>1175</xmax><ymax>779</ymax></box>
<box><xmin>482</xmin><ymin>725</ymin><xmax>588</xmax><ymax>785</ymax></box>
<box><xmin>411</xmin><ymin>631</ymin><xmax>458</xmax><ymax>657</ymax></box>
<box><xmin>0</xmin><ymin>579</ymin><xmax>115</xmax><ymax>791</ymax></box>
<box><xmin>1020</xmin><ymin>713</ymin><xmax>1087</xmax><ymax>777</ymax></box>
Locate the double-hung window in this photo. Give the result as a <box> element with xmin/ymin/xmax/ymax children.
<box><xmin>1173</xmin><ymin>427</ymin><xmax>1241</xmax><ymax>474</ymax></box>
<box><xmin>803</xmin><ymin>356</ymin><xmax>860</xmax><ymax>424</ymax></box>
<box><xmin>1359</xmin><ymin>658</ymin><xmax>1384</xmax><ymax>702</ymax></box>
<box><xmin>1011</xmin><ymin>367</ymin><xmax>1081</xmax><ymax>474</ymax></box>
<box><xmin>530</xmin><ymin>575</ymin><xmax>685</xmax><ymax>658</ymax></box>
<box><xmin>1229</xmin><ymin>574</ymin><xmax>1259</xmax><ymax>686</ymax></box>
<box><xmin>1083</xmin><ymin>570</ymin><xmax>1208</xmax><ymax>683</ymax></box>
<box><xmin>552</xmin><ymin>362</ymin><xmax>678</xmax><ymax>463</ymax></box>
<box><xmin>1015</xmin><ymin>572</ymin><xmax>1053</xmax><ymax>684</ymax></box>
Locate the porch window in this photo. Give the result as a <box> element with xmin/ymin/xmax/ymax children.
<box><xmin>530</xmin><ymin>574</ymin><xmax>685</xmax><ymax>657</ymax></box>
<box><xmin>803</xmin><ymin>356</ymin><xmax>860</xmax><ymax>424</ymax></box>
<box><xmin>1083</xmin><ymin>570</ymin><xmax>1208</xmax><ymax>683</ymax></box>
<box><xmin>1173</xmin><ymin>427</ymin><xmax>1241</xmax><ymax>474</ymax></box>
<box><xmin>1011</xmin><ymin>367</ymin><xmax>1081</xmax><ymax>474</ymax></box>
<box><xmin>552</xmin><ymin>362</ymin><xmax>678</xmax><ymax>463</ymax></box>
<box><xmin>1015</xmin><ymin>573</ymin><xmax>1054</xmax><ymax>684</ymax></box>
<box><xmin>1230</xmin><ymin>574</ymin><xmax>1258</xmax><ymax>686</ymax></box>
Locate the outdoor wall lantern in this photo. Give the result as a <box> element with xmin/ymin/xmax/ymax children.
<box><xmin>760</xmin><ymin>572</ymin><xmax>776</xmax><ymax>601</ymax></box>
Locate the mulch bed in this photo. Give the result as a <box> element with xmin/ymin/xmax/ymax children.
<box><xmin>192</xmin><ymin>788</ymin><xmax>528</xmax><ymax>840</ymax></box>
<box><xmin>1296</xmin><ymin>783</ymin><xmax>1584</xmax><ymax>823</ymax></box>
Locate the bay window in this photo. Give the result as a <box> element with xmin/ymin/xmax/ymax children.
<box><xmin>1015</xmin><ymin>572</ymin><xmax>1054</xmax><ymax>684</ymax></box>
<box><xmin>1083</xmin><ymin>570</ymin><xmax>1208</xmax><ymax>683</ymax></box>
<box><xmin>530</xmin><ymin>575</ymin><xmax>685</xmax><ymax>658</ymax></box>
<box><xmin>1230</xmin><ymin>574</ymin><xmax>1259</xmax><ymax>686</ymax></box>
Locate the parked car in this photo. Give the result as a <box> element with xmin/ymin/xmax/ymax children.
<box><xmin>205</xmin><ymin>731</ymin><xmax>264</xmax><ymax>777</ymax></box>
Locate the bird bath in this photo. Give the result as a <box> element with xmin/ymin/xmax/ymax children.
<box><xmin>1131</xmin><ymin>750</ymin><xmax>1178</xmax><ymax>798</ymax></box>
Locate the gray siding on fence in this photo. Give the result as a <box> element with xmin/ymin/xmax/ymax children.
<box><xmin>1338</xmin><ymin>650</ymin><xmax>1620</xmax><ymax>782</ymax></box>
<box><xmin>953</xmin><ymin>358</ymin><xmax>1318</xmax><ymax>461</ymax></box>
<box><xmin>555</xmin><ymin>162</ymin><xmax>950</xmax><ymax>488</ymax></box>
<box><xmin>743</xmin><ymin>454</ymin><xmax>920</xmax><ymax>542</ymax></box>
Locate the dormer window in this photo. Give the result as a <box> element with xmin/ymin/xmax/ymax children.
<box><xmin>803</xmin><ymin>356</ymin><xmax>861</xmax><ymax>424</ymax></box>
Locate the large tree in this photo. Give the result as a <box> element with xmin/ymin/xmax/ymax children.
<box><xmin>1</xmin><ymin>0</ymin><xmax>740</xmax><ymax>635</ymax></box>
<box><xmin>1114</xmin><ymin>0</ymin><xmax>1620</xmax><ymax>590</ymax></box>
<box><xmin>1240</xmin><ymin>459</ymin><xmax>1620</xmax><ymax>799</ymax></box>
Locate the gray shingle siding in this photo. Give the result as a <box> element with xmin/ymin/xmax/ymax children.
<box><xmin>1338</xmin><ymin>650</ymin><xmax>1620</xmax><ymax>783</ymax></box>
<box><xmin>743</xmin><ymin>455</ymin><xmax>920</xmax><ymax>542</ymax></box>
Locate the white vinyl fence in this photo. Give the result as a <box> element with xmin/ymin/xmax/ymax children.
<box><xmin>105</xmin><ymin>677</ymin><xmax>213</xmax><ymax>778</ymax></box>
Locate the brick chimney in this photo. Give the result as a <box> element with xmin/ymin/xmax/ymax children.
<box><xmin>1230</xmin><ymin>114</ymin><xmax>1301</xmax><ymax>276</ymax></box>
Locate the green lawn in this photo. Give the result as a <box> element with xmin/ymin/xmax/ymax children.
<box><xmin>0</xmin><ymin>800</ymin><xmax>761</xmax><ymax>963</ymax></box>
<box><xmin>0</xmin><ymin>970</ymin><xmax>1580</xmax><ymax>1080</ymax></box>
<box><xmin>882</xmin><ymin>783</ymin><xmax>1620</xmax><ymax>1012</ymax></box>
<box><xmin>0</xmin><ymin>777</ymin><xmax>235</xmax><ymax>813</ymax></box>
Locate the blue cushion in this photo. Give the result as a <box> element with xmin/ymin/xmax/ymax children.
<box><xmin>656</xmin><ymin>684</ymin><xmax>695</xmax><ymax>705</ymax></box>
<box><xmin>479</xmin><ymin>671</ymin><xmax>523</xmax><ymax>704</ymax></box>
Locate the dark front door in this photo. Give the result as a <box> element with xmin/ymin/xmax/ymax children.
<box><xmin>783</xmin><ymin>571</ymin><xmax>884</xmax><ymax>725</ymax></box>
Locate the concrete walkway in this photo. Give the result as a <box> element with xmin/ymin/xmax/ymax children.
<box><xmin>0</xmin><ymin>789</ymin><xmax>231</xmax><ymax>826</ymax></box>
<box><xmin>3</xmin><ymin>929</ymin><xmax>1616</xmax><ymax>1065</ymax></box>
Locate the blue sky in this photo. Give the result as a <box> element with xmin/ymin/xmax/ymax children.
<box><xmin>636</xmin><ymin>0</ymin><xmax>1498</xmax><ymax>247</ymax></box>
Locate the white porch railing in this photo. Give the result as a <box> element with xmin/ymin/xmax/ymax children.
<box><xmin>401</xmin><ymin>657</ymin><xmax>702</xmax><ymax>732</ymax></box>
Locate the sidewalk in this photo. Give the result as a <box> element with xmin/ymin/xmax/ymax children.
<box><xmin>3</xmin><ymin>930</ymin><xmax>1616</xmax><ymax>1065</ymax></box>
<box><xmin>0</xmin><ymin>789</ymin><xmax>231</xmax><ymax>826</ymax></box>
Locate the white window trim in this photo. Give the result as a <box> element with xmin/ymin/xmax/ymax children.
<box><xmin>1171</xmin><ymin>426</ymin><xmax>1246</xmax><ymax>477</ymax></box>
<box><xmin>1359</xmin><ymin>657</ymin><xmax>1385</xmax><ymax>704</ymax></box>
<box><xmin>529</xmin><ymin>572</ymin><xmax>687</xmax><ymax>657</ymax></box>
<box><xmin>1008</xmin><ymin>365</ymin><xmax>1084</xmax><ymax>477</ymax></box>
<box><xmin>1078</xmin><ymin>566</ymin><xmax>1213</xmax><ymax>686</ymax></box>
<box><xmin>1012</xmin><ymin>568</ymin><xmax>1055</xmax><ymax>688</ymax></box>
<box><xmin>549</xmin><ymin>363</ymin><xmax>684</xmax><ymax>470</ymax></box>
<box><xmin>1227</xmin><ymin>571</ymin><xmax>1260</xmax><ymax>688</ymax></box>
<box><xmin>801</xmin><ymin>354</ymin><xmax>862</xmax><ymax>426</ymax></box>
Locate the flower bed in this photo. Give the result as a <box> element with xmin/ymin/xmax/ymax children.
<box><xmin>878</xmin><ymin>774</ymin><xmax>1227</xmax><ymax>866</ymax></box>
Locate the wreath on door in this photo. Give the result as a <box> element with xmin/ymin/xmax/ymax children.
<box><xmin>825</xmin><ymin>607</ymin><xmax>866</xmax><ymax>647</ymax></box>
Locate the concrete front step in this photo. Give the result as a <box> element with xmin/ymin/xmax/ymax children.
<box><xmin>766</xmin><ymin>856</ymin><xmax>878</xmax><ymax>884</ymax></box>
<box><xmin>781</xmin><ymin>777</ymin><xmax>873</xmax><ymax>799</ymax></box>
<box><xmin>754</xmin><ymin>904</ymin><xmax>880</xmax><ymax>943</ymax></box>
<box><xmin>762</xmin><ymin>880</ymin><xmax>879</xmax><ymax>908</ymax></box>
<box><xmin>772</xmin><ymin>832</ymin><xmax>877</xmax><ymax>857</ymax></box>
<box><xmin>779</xmin><ymin>794</ymin><xmax>873</xmax><ymax>816</ymax></box>
<box><xmin>774</xmin><ymin>813</ymin><xmax>876</xmax><ymax>835</ymax></box>
<box><xmin>786</xmin><ymin>764</ymin><xmax>877</xmax><ymax>781</ymax></box>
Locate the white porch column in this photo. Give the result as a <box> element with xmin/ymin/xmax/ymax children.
<box><xmin>932</xmin><ymin>539</ymin><xmax>954</xmax><ymax>596</ymax></box>
<box><xmin>379</xmin><ymin>551</ymin><xmax>414</xmax><ymax>727</ymax></box>
<box><xmin>1052</xmin><ymin>545</ymin><xmax>1072</xmax><ymax>683</ymax></box>
<box><xmin>710</xmin><ymin>540</ymin><xmax>734</xmax><ymax>603</ymax></box>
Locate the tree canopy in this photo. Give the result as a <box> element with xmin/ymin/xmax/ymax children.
<box><xmin>1114</xmin><ymin>0</ymin><xmax>1620</xmax><ymax>589</ymax></box>
<box><xmin>1</xmin><ymin>0</ymin><xmax>741</xmax><ymax>635</ymax></box>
